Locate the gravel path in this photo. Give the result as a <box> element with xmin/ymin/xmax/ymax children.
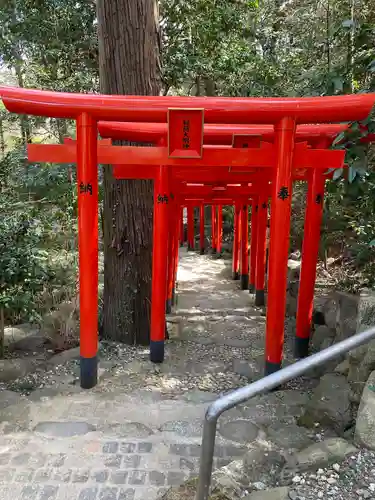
<box><xmin>2</xmin><ymin>248</ymin><xmax>372</xmax><ymax>500</ymax></box>
<box><xmin>289</xmin><ymin>450</ymin><xmax>375</xmax><ymax>499</ymax></box>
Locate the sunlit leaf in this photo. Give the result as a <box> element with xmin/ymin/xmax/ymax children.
<box><xmin>332</xmin><ymin>132</ymin><xmax>346</xmax><ymax>147</ymax></box>
<box><xmin>348</xmin><ymin>166</ymin><xmax>357</xmax><ymax>183</ymax></box>
<box><xmin>333</xmin><ymin>168</ymin><xmax>344</xmax><ymax>181</ymax></box>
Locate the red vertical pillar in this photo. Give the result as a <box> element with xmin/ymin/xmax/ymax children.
<box><xmin>187</xmin><ymin>205</ymin><xmax>194</xmax><ymax>251</ymax></box>
<box><xmin>295</xmin><ymin>167</ymin><xmax>326</xmax><ymax>358</ymax></box>
<box><xmin>249</xmin><ymin>196</ymin><xmax>259</xmax><ymax>293</ymax></box>
<box><xmin>172</xmin><ymin>213</ymin><xmax>180</xmax><ymax>306</ymax></box>
<box><xmin>217</xmin><ymin>204</ymin><xmax>223</xmax><ymax>256</ymax></box>
<box><xmin>180</xmin><ymin>205</ymin><xmax>184</xmax><ymax>246</ymax></box>
<box><xmin>150</xmin><ymin>165</ymin><xmax>169</xmax><ymax>363</ymax></box>
<box><xmin>255</xmin><ymin>196</ymin><xmax>268</xmax><ymax>306</ymax></box>
<box><xmin>200</xmin><ymin>204</ymin><xmax>205</xmax><ymax>255</ymax></box>
<box><xmin>76</xmin><ymin>112</ymin><xmax>98</xmax><ymax>389</ymax></box>
<box><xmin>240</xmin><ymin>202</ymin><xmax>249</xmax><ymax>290</ymax></box>
<box><xmin>232</xmin><ymin>203</ymin><xmax>241</xmax><ymax>279</ymax></box>
<box><xmin>166</xmin><ymin>206</ymin><xmax>177</xmax><ymax>314</ymax></box>
<box><xmin>265</xmin><ymin>117</ymin><xmax>296</xmax><ymax>375</ymax></box>
<box><xmin>211</xmin><ymin>205</ymin><xmax>217</xmax><ymax>253</ymax></box>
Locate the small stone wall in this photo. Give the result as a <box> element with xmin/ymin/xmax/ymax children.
<box><xmin>286</xmin><ymin>261</ymin><xmax>375</xmax><ymax>450</ymax></box>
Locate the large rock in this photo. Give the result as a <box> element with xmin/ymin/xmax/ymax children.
<box><xmin>266</xmin><ymin>422</ymin><xmax>314</xmax><ymax>451</ymax></box>
<box><xmin>310</xmin><ymin>325</ymin><xmax>336</xmax><ymax>352</ymax></box>
<box><xmin>219</xmin><ymin>419</ymin><xmax>259</xmax><ymax>443</ymax></box>
<box><xmin>242</xmin><ymin>443</ymin><xmax>286</xmax><ymax>485</ymax></box>
<box><xmin>306</xmin><ymin>337</ymin><xmax>342</xmax><ymax>379</ymax></box>
<box><xmin>301</xmin><ymin>374</ymin><xmax>351</xmax><ymax>434</ymax></box>
<box><xmin>335</xmin><ymin>291</ymin><xmax>360</xmax><ymax>342</ymax></box>
<box><xmin>357</xmin><ymin>288</ymin><xmax>375</xmax><ymax>332</ymax></box>
<box><xmin>355</xmin><ymin>370</ymin><xmax>375</xmax><ymax>449</ymax></box>
<box><xmin>292</xmin><ymin>438</ymin><xmax>357</xmax><ymax>472</ymax></box>
<box><xmin>213</xmin><ymin>441</ymin><xmax>286</xmax><ymax>496</ymax></box>
<box><xmin>46</xmin><ymin>346</ymin><xmax>80</xmax><ymax>366</ymax></box>
<box><xmin>9</xmin><ymin>334</ymin><xmax>53</xmax><ymax>353</ymax></box>
<box><xmin>323</xmin><ymin>296</ymin><xmax>339</xmax><ymax>330</ymax></box>
<box><xmin>347</xmin><ymin>339</ymin><xmax>375</xmax><ymax>402</ymax></box>
<box><xmin>4</xmin><ymin>323</ymin><xmax>39</xmax><ymax>347</ymax></box>
<box><xmin>289</xmin><ymin>251</ymin><xmax>301</xmax><ymax>261</ymax></box>
<box><xmin>335</xmin><ymin>359</ymin><xmax>350</xmax><ymax>376</ymax></box>
<box><xmin>287</xmin><ymin>260</ymin><xmax>301</xmax><ymax>282</ymax></box>
<box><xmin>211</xmin><ymin>459</ymin><xmax>246</xmax><ymax>499</ymax></box>
<box><xmin>345</xmin><ymin>289</ymin><xmax>375</xmax><ymax>402</ymax></box>
<box><xmin>245</xmin><ymin>487</ymin><xmax>290</xmax><ymax>500</ymax></box>
<box><xmin>0</xmin><ymin>358</ymin><xmax>35</xmax><ymax>382</ymax></box>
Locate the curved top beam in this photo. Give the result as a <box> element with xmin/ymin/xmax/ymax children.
<box><xmin>98</xmin><ymin>122</ymin><xmax>349</xmax><ymax>145</ymax></box>
<box><xmin>1</xmin><ymin>86</ymin><xmax>374</xmax><ymax>124</ymax></box>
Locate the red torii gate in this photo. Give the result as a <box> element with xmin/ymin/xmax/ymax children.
<box><xmin>1</xmin><ymin>86</ymin><xmax>374</xmax><ymax>389</ymax></box>
<box><xmin>27</xmin><ymin>131</ymin><xmax>345</xmax><ymax>367</ymax></box>
<box><xmin>26</xmin><ymin>133</ymin><xmax>341</xmax><ymax>360</ymax></box>
<box><xmin>98</xmin><ymin>120</ymin><xmax>352</xmax><ymax>348</ymax></box>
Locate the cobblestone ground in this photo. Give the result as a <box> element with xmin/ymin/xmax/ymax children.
<box><xmin>0</xmin><ymin>249</ymin><xmax>309</xmax><ymax>500</ymax></box>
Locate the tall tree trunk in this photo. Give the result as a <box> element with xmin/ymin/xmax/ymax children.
<box><xmin>55</xmin><ymin>118</ymin><xmax>68</xmax><ymax>144</ymax></box>
<box><xmin>14</xmin><ymin>62</ymin><xmax>31</xmax><ymax>146</ymax></box>
<box><xmin>204</xmin><ymin>77</ymin><xmax>216</xmax><ymax>96</ymax></box>
<box><xmin>96</xmin><ymin>0</ymin><xmax>161</xmax><ymax>344</ymax></box>
<box><xmin>326</xmin><ymin>0</ymin><xmax>331</xmax><ymax>85</ymax></box>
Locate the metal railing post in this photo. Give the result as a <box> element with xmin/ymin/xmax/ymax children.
<box><xmin>195</xmin><ymin>325</ymin><xmax>375</xmax><ymax>500</ymax></box>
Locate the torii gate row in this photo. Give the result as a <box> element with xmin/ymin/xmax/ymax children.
<box><xmin>1</xmin><ymin>86</ymin><xmax>374</xmax><ymax>389</ymax></box>
<box><xmin>27</xmin><ymin>135</ymin><xmax>340</xmax><ymax>360</ymax></box>
<box><xmin>29</xmin><ymin>134</ymin><xmax>341</xmax><ymax>334</ymax></box>
<box><xmin>182</xmin><ymin>199</ymin><xmax>267</xmax><ymax>295</ymax></box>
<box><xmin>26</xmin><ymin>136</ymin><xmax>347</xmax><ymax>377</ymax></box>
<box><xmin>167</xmin><ymin>197</ymin><xmax>261</xmax><ymax>312</ymax></box>
<box><xmin>29</xmin><ymin>133</ymin><xmax>342</xmax><ymax>331</ymax></box>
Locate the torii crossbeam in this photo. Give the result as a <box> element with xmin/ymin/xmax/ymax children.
<box><xmin>1</xmin><ymin>85</ymin><xmax>374</xmax><ymax>390</ymax></box>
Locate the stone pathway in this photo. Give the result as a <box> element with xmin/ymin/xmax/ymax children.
<box><xmin>0</xmin><ymin>249</ymin><xmax>313</xmax><ymax>500</ymax></box>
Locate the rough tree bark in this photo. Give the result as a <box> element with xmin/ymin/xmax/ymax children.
<box><xmin>96</xmin><ymin>0</ymin><xmax>161</xmax><ymax>344</ymax></box>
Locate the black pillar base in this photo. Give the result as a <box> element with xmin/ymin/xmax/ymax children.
<box><xmin>240</xmin><ymin>274</ymin><xmax>249</xmax><ymax>290</ymax></box>
<box><xmin>248</xmin><ymin>283</ymin><xmax>255</xmax><ymax>293</ymax></box>
<box><xmin>188</xmin><ymin>245</ymin><xmax>194</xmax><ymax>251</ymax></box>
<box><xmin>80</xmin><ymin>356</ymin><xmax>98</xmax><ymax>389</ymax></box>
<box><xmin>294</xmin><ymin>336</ymin><xmax>310</xmax><ymax>359</ymax></box>
<box><xmin>232</xmin><ymin>271</ymin><xmax>239</xmax><ymax>280</ymax></box>
<box><xmin>264</xmin><ymin>360</ymin><xmax>281</xmax><ymax>377</ymax></box>
<box><xmin>150</xmin><ymin>340</ymin><xmax>165</xmax><ymax>363</ymax></box>
<box><xmin>200</xmin><ymin>248</ymin><xmax>205</xmax><ymax>255</ymax></box>
<box><xmin>212</xmin><ymin>248</ymin><xmax>217</xmax><ymax>254</ymax></box>
<box><xmin>166</xmin><ymin>299</ymin><xmax>172</xmax><ymax>314</ymax></box>
<box><xmin>255</xmin><ymin>289</ymin><xmax>265</xmax><ymax>307</ymax></box>
<box><xmin>171</xmin><ymin>288</ymin><xmax>176</xmax><ymax>306</ymax></box>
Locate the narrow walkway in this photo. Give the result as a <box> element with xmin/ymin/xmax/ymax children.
<box><xmin>0</xmin><ymin>249</ymin><xmax>310</xmax><ymax>500</ymax></box>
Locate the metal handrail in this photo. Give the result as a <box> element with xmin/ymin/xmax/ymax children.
<box><xmin>195</xmin><ymin>325</ymin><xmax>375</xmax><ymax>500</ymax></box>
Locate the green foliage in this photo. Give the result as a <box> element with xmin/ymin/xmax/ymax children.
<box><xmin>0</xmin><ymin>193</ymin><xmax>51</xmax><ymax>323</ymax></box>
<box><xmin>0</xmin><ymin>0</ymin><xmax>374</xmax><ymax>313</ymax></box>
<box><xmin>0</xmin><ymin>0</ymin><xmax>98</xmax><ymax>92</ymax></box>
<box><xmin>0</xmin><ymin>148</ymin><xmax>78</xmax><ymax>325</ymax></box>
<box><xmin>161</xmin><ymin>0</ymin><xmax>258</xmax><ymax>94</ymax></box>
